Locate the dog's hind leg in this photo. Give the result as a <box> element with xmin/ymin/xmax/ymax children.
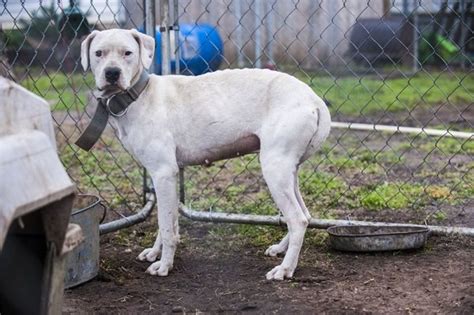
<box><xmin>294</xmin><ymin>177</ymin><xmax>311</xmax><ymax>220</ymax></box>
<box><xmin>264</xmin><ymin>234</ymin><xmax>289</xmax><ymax>257</ymax></box>
<box><xmin>264</xmin><ymin>177</ymin><xmax>310</xmax><ymax>257</ymax></box>
<box><xmin>260</xmin><ymin>150</ymin><xmax>309</xmax><ymax>280</ymax></box>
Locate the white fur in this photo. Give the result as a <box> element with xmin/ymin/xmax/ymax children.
<box><xmin>82</xmin><ymin>29</ymin><xmax>331</xmax><ymax>280</ymax></box>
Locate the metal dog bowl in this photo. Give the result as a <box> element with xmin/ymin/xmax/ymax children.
<box><xmin>65</xmin><ymin>194</ymin><xmax>105</xmax><ymax>288</ymax></box>
<box><xmin>327</xmin><ymin>225</ymin><xmax>429</xmax><ymax>252</ymax></box>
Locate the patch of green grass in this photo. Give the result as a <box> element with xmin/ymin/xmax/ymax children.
<box><xmin>299</xmin><ymin>71</ymin><xmax>474</xmax><ymax>116</ymax></box>
<box><xmin>419</xmin><ymin>137</ymin><xmax>474</xmax><ymax>155</ymax></box>
<box><xmin>138</xmin><ymin>230</ymin><xmax>158</xmax><ymax>248</ymax></box>
<box><xmin>304</xmin><ymin>230</ymin><xmax>329</xmax><ymax>247</ymax></box>
<box><xmin>209</xmin><ymin>220</ymin><xmax>329</xmax><ymax>249</ymax></box>
<box><xmin>184</xmin><ymin>137</ymin><xmax>472</xmax><ymax>221</ymax></box>
<box><xmin>325</xmin><ymin>148</ymin><xmax>402</xmax><ymax>174</ymax></box>
<box><xmin>445</xmin><ymin>168</ymin><xmax>474</xmax><ymax>201</ymax></box>
<box><xmin>114</xmin><ymin>229</ymin><xmax>135</xmax><ymax>247</ymax></box>
<box><xmin>358</xmin><ymin>182</ymin><xmax>425</xmax><ymax>210</ymax></box>
<box><xmin>432</xmin><ymin>211</ymin><xmax>448</xmax><ymax>222</ymax></box>
<box><xmin>19</xmin><ymin>68</ymin><xmax>473</xmax><ymax>117</ymax></box>
<box><xmin>21</xmin><ymin>71</ymin><xmax>94</xmax><ymax>111</ymax></box>
<box><xmin>236</xmin><ymin>225</ymin><xmax>286</xmax><ymax>247</ymax></box>
<box><xmin>225</xmin><ymin>154</ymin><xmax>261</xmax><ymax>173</ymax></box>
<box><xmin>60</xmin><ymin>138</ymin><xmax>143</xmax><ymax>209</ymax></box>
<box><xmin>299</xmin><ymin>171</ymin><xmax>348</xmax><ymax>210</ymax></box>
<box><xmin>355</xmin><ymin>181</ymin><xmax>463</xmax><ymax>211</ymax></box>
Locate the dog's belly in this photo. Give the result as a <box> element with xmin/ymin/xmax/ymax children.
<box><xmin>176</xmin><ymin>134</ymin><xmax>260</xmax><ymax>166</ymax></box>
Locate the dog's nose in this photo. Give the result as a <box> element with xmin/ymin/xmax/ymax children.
<box><xmin>105</xmin><ymin>67</ymin><xmax>121</xmax><ymax>84</ymax></box>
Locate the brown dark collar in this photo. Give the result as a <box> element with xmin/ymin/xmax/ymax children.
<box><xmin>75</xmin><ymin>71</ymin><xmax>150</xmax><ymax>151</ymax></box>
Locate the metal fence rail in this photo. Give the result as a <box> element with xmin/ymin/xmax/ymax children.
<box><xmin>0</xmin><ymin>0</ymin><xmax>472</xmax><ymax>232</ymax></box>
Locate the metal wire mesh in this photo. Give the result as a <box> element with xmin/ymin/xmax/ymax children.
<box><xmin>176</xmin><ymin>0</ymin><xmax>474</xmax><ymax>228</ymax></box>
<box><xmin>1</xmin><ymin>0</ymin><xmax>472</xmax><ymax>228</ymax></box>
<box><xmin>0</xmin><ymin>0</ymin><xmax>146</xmax><ymax>218</ymax></box>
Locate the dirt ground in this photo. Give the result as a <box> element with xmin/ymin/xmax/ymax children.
<box><xmin>63</xmin><ymin>219</ymin><xmax>474</xmax><ymax>314</ymax></box>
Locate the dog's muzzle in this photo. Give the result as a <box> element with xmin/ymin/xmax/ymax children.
<box><xmin>104</xmin><ymin>67</ymin><xmax>121</xmax><ymax>84</ymax></box>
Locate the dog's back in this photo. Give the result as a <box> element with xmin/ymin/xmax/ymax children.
<box><xmin>148</xmin><ymin>68</ymin><xmax>330</xmax><ymax>166</ymax></box>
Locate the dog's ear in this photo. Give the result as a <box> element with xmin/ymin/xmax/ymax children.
<box><xmin>81</xmin><ymin>30</ymin><xmax>99</xmax><ymax>71</ymax></box>
<box><xmin>130</xmin><ymin>29</ymin><xmax>155</xmax><ymax>70</ymax></box>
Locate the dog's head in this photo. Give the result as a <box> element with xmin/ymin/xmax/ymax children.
<box><xmin>81</xmin><ymin>29</ymin><xmax>155</xmax><ymax>91</ymax></box>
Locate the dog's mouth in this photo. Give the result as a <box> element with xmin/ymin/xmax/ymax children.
<box><xmin>98</xmin><ymin>83</ymin><xmax>125</xmax><ymax>94</ymax></box>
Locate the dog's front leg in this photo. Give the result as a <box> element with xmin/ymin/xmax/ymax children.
<box><xmin>143</xmin><ymin>165</ymin><xmax>179</xmax><ymax>276</ymax></box>
<box><xmin>137</xmin><ymin>230</ymin><xmax>162</xmax><ymax>262</ymax></box>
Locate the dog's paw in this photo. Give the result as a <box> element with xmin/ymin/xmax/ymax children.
<box><xmin>145</xmin><ymin>261</ymin><xmax>172</xmax><ymax>276</ymax></box>
<box><xmin>264</xmin><ymin>244</ymin><xmax>286</xmax><ymax>257</ymax></box>
<box><xmin>265</xmin><ymin>265</ymin><xmax>294</xmax><ymax>280</ymax></box>
<box><xmin>137</xmin><ymin>247</ymin><xmax>161</xmax><ymax>262</ymax></box>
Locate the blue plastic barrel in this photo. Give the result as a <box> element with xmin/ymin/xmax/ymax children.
<box><xmin>152</xmin><ymin>24</ymin><xmax>223</xmax><ymax>75</ymax></box>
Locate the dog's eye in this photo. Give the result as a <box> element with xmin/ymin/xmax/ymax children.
<box><xmin>125</xmin><ymin>51</ymin><xmax>133</xmax><ymax>56</ymax></box>
<box><xmin>95</xmin><ymin>50</ymin><xmax>102</xmax><ymax>57</ymax></box>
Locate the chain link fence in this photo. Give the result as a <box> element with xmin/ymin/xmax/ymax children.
<box><xmin>1</xmin><ymin>0</ymin><xmax>472</xmax><ymax>229</ymax></box>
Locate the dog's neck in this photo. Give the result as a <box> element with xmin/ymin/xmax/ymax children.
<box><xmin>104</xmin><ymin>69</ymin><xmax>151</xmax><ymax>138</ymax></box>
<box><xmin>129</xmin><ymin>67</ymin><xmax>146</xmax><ymax>90</ymax></box>
<box><xmin>75</xmin><ymin>70</ymin><xmax>150</xmax><ymax>151</ymax></box>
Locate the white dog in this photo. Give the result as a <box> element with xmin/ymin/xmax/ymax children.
<box><xmin>80</xmin><ymin>29</ymin><xmax>331</xmax><ymax>280</ymax></box>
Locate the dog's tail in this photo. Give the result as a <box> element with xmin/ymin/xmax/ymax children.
<box><xmin>300</xmin><ymin>102</ymin><xmax>331</xmax><ymax>164</ymax></box>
